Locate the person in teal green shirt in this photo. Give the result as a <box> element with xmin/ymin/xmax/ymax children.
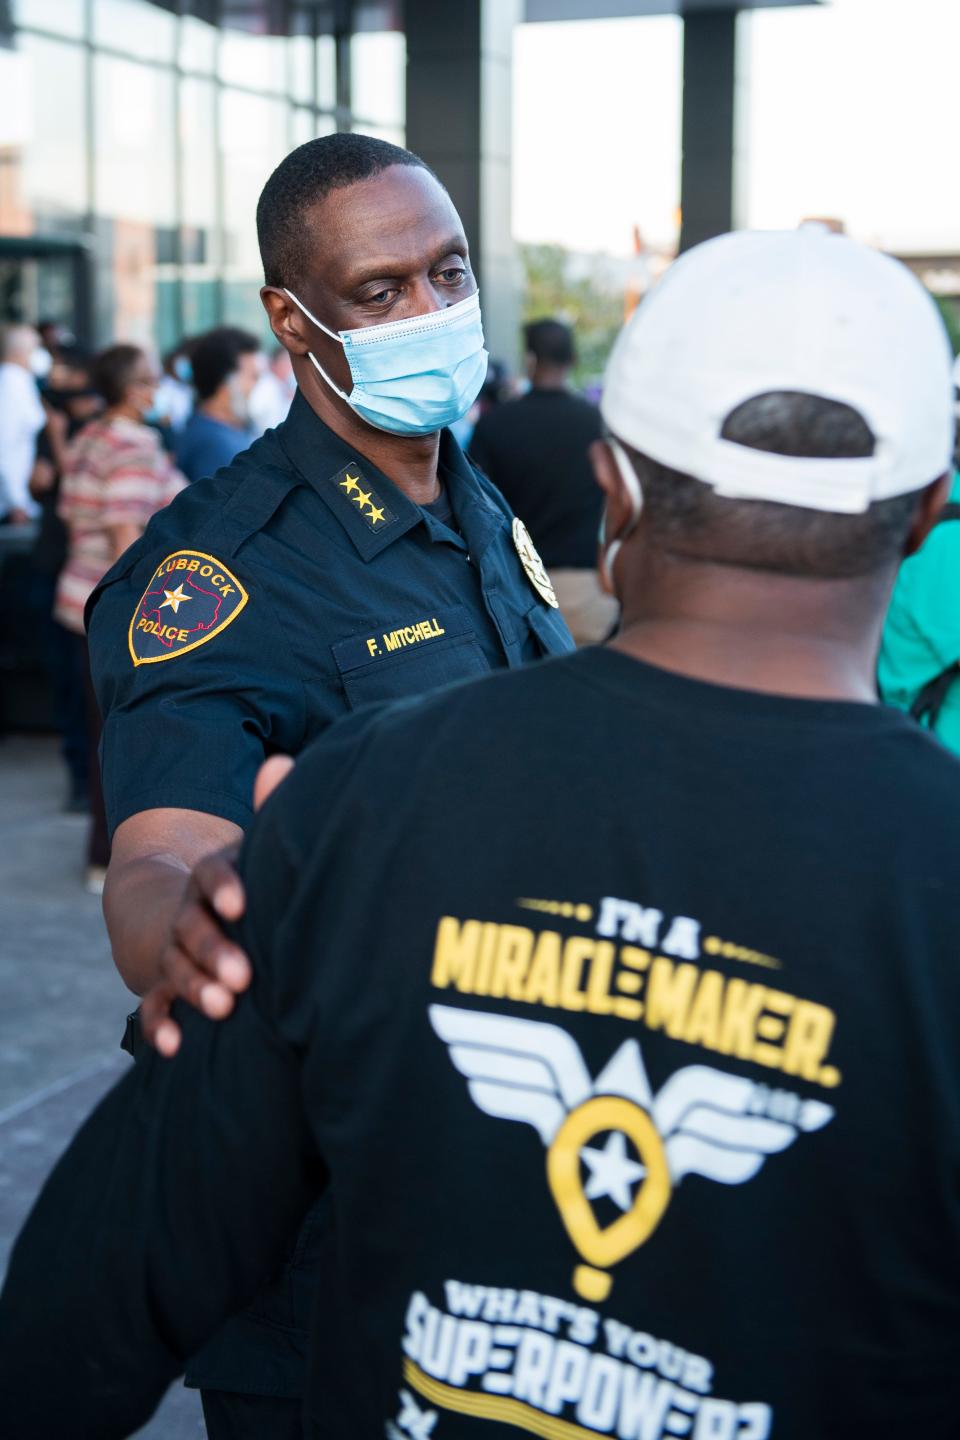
<box><xmin>879</xmin><ymin>469</ymin><xmax>960</xmax><ymax>750</ymax></box>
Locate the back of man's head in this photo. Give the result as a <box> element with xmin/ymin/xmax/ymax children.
<box><xmin>191</xmin><ymin>327</ymin><xmax>260</xmax><ymax>403</ymax></box>
<box><xmin>602</xmin><ymin>229</ymin><xmax>955</xmax><ymax>580</ymax></box>
<box><xmin>525</xmin><ymin>319</ymin><xmax>576</xmax><ymax>371</ymax></box>
<box><xmin>257</xmin><ymin>133</ymin><xmax>436</xmax><ymax>294</ymax></box>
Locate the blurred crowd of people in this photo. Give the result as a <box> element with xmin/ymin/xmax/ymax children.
<box><xmin>0</xmin><ymin>319</ymin><xmax>296</xmax><ymax>890</ymax></box>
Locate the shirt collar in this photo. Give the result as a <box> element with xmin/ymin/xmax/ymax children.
<box><xmin>439</xmin><ymin>429</ymin><xmax>505</xmax><ymax>560</ymax></box>
<box><xmin>275</xmin><ymin>391</ymin><xmax>502</xmax><ymax>562</ymax></box>
<box><xmin>276</xmin><ymin>391</ymin><xmax>422</xmax><ymax>560</ymax></box>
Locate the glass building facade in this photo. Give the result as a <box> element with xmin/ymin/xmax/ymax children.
<box><xmin>0</xmin><ymin>0</ymin><xmax>405</xmax><ymax>352</ymax></box>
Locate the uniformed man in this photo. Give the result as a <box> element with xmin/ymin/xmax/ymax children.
<box><xmin>88</xmin><ymin>132</ymin><xmax>572</xmax><ymax>1436</ymax></box>
<box><xmin>5</xmin><ymin>228</ymin><xmax>960</xmax><ymax>1440</ymax></box>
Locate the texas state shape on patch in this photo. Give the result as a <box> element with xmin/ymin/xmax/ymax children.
<box><xmin>128</xmin><ymin>550</ymin><xmax>249</xmax><ymax>666</ymax></box>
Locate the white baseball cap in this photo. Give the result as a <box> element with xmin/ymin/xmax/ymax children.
<box><xmin>601</xmin><ymin>228</ymin><xmax>956</xmax><ymax>514</ymax></box>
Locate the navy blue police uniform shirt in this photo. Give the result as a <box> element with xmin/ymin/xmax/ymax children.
<box><xmin>87</xmin><ymin>389</ymin><xmax>574</xmax><ymax>837</ymax></box>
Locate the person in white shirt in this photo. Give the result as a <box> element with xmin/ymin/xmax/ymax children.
<box><xmin>248</xmin><ymin>345</ymin><xmax>296</xmax><ymax>435</ymax></box>
<box><xmin>0</xmin><ymin>324</ymin><xmax>50</xmax><ymax>522</ymax></box>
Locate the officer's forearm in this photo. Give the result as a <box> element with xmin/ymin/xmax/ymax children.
<box><xmin>104</xmin><ymin>808</ymin><xmax>246</xmax><ymax>996</ymax></box>
<box><xmin>103</xmin><ymin>853</ymin><xmax>192</xmax><ymax>996</ymax></box>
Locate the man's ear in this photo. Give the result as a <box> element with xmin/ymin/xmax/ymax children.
<box><xmin>260</xmin><ymin>288</ymin><xmax>310</xmax><ymax>357</ymax></box>
<box><xmin>905</xmin><ymin>473</ymin><xmax>952</xmax><ymax>558</ymax></box>
<box><xmin>590</xmin><ymin>439</ymin><xmax>635</xmax><ymax>539</ymax></box>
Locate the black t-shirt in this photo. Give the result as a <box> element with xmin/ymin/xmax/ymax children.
<box><xmin>4</xmin><ymin>648</ymin><xmax>960</xmax><ymax>1438</ymax></box>
<box><xmin>422</xmin><ymin>484</ymin><xmax>459</xmax><ymax>534</ymax></box>
<box><xmin>469</xmin><ymin>389</ymin><xmax>604</xmax><ymax>569</ymax></box>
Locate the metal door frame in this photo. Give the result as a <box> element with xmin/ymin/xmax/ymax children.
<box><xmin>0</xmin><ymin>235</ymin><xmax>94</xmax><ymax>348</ymax></box>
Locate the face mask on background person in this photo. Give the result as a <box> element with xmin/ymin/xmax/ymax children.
<box><xmin>173</xmin><ymin>355</ymin><xmax>192</xmax><ymax>384</ymax></box>
<box><xmin>143</xmin><ymin>387</ymin><xmax>172</xmax><ymax>426</ymax></box>
<box><xmin>599</xmin><ymin>438</ymin><xmax>643</xmax><ymax>593</ymax></box>
<box><xmin>29</xmin><ymin>347</ymin><xmax>53</xmax><ymax>381</ymax></box>
<box><xmin>283</xmin><ymin>287</ymin><xmax>489</xmax><ymax>437</ymax></box>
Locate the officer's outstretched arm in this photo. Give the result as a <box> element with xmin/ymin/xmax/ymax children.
<box><xmin>106</xmin><ymin>757</ymin><xmax>296</xmax><ymax>1054</ymax></box>
<box><xmin>104</xmin><ymin>806</ymin><xmax>247</xmax><ymax>1000</ymax></box>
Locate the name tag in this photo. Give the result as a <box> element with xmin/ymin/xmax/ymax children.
<box><xmin>331</xmin><ymin>605</ymin><xmax>474</xmax><ymax>674</ymax></box>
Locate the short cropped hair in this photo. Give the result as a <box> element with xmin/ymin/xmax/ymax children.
<box><xmin>628</xmin><ymin>391</ymin><xmax>923</xmax><ymax>579</ymax></box>
<box><xmin>91</xmin><ymin>344</ymin><xmax>145</xmax><ymax>408</ymax></box>
<box><xmin>191</xmin><ymin>327</ymin><xmax>260</xmax><ymax>402</ymax></box>
<box><xmin>525</xmin><ymin>318</ymin><xmax>575</xmax><ymax>368</ymax></box>
<box><xmin>257</xmin><ymin>134</ymin><xmax>435</xmax><ymax>293</ymax></box>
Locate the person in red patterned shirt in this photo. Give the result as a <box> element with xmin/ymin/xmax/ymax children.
<box><xmin>55</xmin><ymin>344</ymin><xmax>185</xmax><ymax>889</ymax></box>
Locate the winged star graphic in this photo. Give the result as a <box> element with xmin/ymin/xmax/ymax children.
<box><xmin>428</xmin><ymin>1003</ymin><xmax>833</xmax><ymax>1299</ymax></box>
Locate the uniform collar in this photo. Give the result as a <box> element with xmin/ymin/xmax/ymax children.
<box><xmin>275</xmin><ymin>390</ymin><xmax>501</xmax><ymax>562</ymax></box>
<box><xmin>437</xmin><ymin>433</ymin><xmax>504</xmax><ymax>561</ymax></box>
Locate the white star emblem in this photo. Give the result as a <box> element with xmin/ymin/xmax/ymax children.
<box><xmin>580</xmin><ymin>1131</ymin><xmax>646</xmax><ymax>1212</ymax></box>
<box><xmin>159</xmin><ymin>583</ymin><xmax>192</xmax><ymax>615</ymax></box>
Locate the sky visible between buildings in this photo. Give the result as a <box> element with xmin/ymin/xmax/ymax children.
<box><xmin>512</xmin><ymin>0</ymin><xmax>960</xmax><ymax>260</ymax></box>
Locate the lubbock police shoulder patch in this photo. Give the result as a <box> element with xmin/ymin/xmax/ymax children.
<box><xmin>128</xmin><ymin>550</ymin><xmax>249</xmax><ymax>666</ymax></box>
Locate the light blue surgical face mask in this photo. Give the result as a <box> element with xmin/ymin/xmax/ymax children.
<box><xmin>283</xmin><ymin>287</ymin><xmax>489</xmax><ymax>437</ymax></box>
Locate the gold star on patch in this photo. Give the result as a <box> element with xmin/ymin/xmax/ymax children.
<box><xmin>367</xmin><ymin>504</ymin><xmax>386</xmax><ymax>526</ymax></box>
<box><xmin>353</xmin><ymin>489</ymin><xmax>372</xmax><ymax>509</ymax></box>
<box><xmin>159</xmin><ymin>583</ymin><xmax>192</xmax><ymax>615</ymax></box>
<box><xmin>340</xmin><ymin>473</ymin><xmax>361</xmax><ymax>495</ymax></box>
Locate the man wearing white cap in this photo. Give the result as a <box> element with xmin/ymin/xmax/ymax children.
<box><xmin>3</xmin><ymin>228</ymin><xmax>960</xmax><ymax>1438</ymax></box>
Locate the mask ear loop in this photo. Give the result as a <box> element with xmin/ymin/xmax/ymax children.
<box><xmin>600</xmin><ymin>438</ymin><xmax>643</xmax><ymax>592</ymax></box>
<box><xmin>283</xmin><ymin>287</ymin><xmax>355</xmax><ymax>407</ymax></box>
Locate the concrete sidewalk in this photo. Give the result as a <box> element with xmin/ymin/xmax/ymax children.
<box><xmin>0</xmin><ymin>734</ymin><xmax>204</xmax><ymax>1436</ymax></box>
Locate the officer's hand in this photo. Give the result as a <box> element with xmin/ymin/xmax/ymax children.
<box><xmin>142</xmin><ymin>755</ymin><xmax>296</xmax><ymax>1057</ymax></box>
<box><xmin>140</xmin><ymin>847</ymin><xmax>247</xmax><ymax>1056</ymax></box>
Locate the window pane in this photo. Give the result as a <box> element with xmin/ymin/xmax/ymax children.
<box><xmin>181</xmin><ymin>75</ymin><xmax>219</xmax><ymax>322</ymax></box>
<box><xmin>93</xmin><ymin>55</ymin><xmax>176</xmax><ymax>345</ymax></box>
<box><xmin>357</xmin><ymin>123</ymin><xmax>405</xmax><ymax>147</ymax></box>
<box><xmin>291</xmin><ymin>107</ymin><xmax>314</xmax><ymax>150</ymax></box>
<box><xmin>220</xmin><ymin>89</ymin><xmax>288</xmax><ymax>339</ymax></box>
<box><xmin>290</xmin><ymin>34</ymin><xmax>314</xmax><ymax>105</ymax></box>
<box><xmin>180</xmin><ymin>14</ymin><xmax>217</xmax><ymax>74</ymax></box>
<box><xmin>93</xmin><ymin>0</ymin><xmax>176</xmax><ymax>63</ymax></box>
<box><xmin>350</xmin><ymin>30</ymin><xmax>405</xmax><ymax>127</ymax></box>
<box><xmin>317</xmin><ymin>35</ymin><xmax>336</xmax><ymax>110</ymax></box>
<box><xmin>0</xmin><ymin>36</ymin><xmax>87</xmax><ymax>236</ymax></box>
<box><xmin>182</xmin><ymin>278</ymin><xmax>220</xmax><ymax>338</ymax></box>
<box><xmin>12</xmin><ymin>0</ymin><xmax>85</xmax><ymax>39</ymax></box>
<box><xmin>219</xmin><ymin>27</ymin><xmax>288</xmax><ymax>93</ymax></box>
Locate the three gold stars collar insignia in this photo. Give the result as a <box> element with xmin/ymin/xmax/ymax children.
<box><xmin>331</xmin><ymin>464</ymin><xmax>396</xmax><ymax>533</ymax></box>
<box><xmin>512</xmin><ymin>517</ymin><xmax>559</xmax><ymax>608</ymax></box>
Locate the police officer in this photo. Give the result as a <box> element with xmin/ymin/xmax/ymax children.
<box><xmin>88</xmin><ymin>133</ymin><xmax>572</xmax><ymax>1437</ymax></box>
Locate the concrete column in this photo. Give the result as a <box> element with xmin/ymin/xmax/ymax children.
<box><xmin>679</xmin><ymin>6</ymin><xmax>740</xmax><ymax>254</ymax></box>
<box><xmin>404</xmin><ymin>0</ymin><xmax>522</xmax><ymax>366</ymax></box>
